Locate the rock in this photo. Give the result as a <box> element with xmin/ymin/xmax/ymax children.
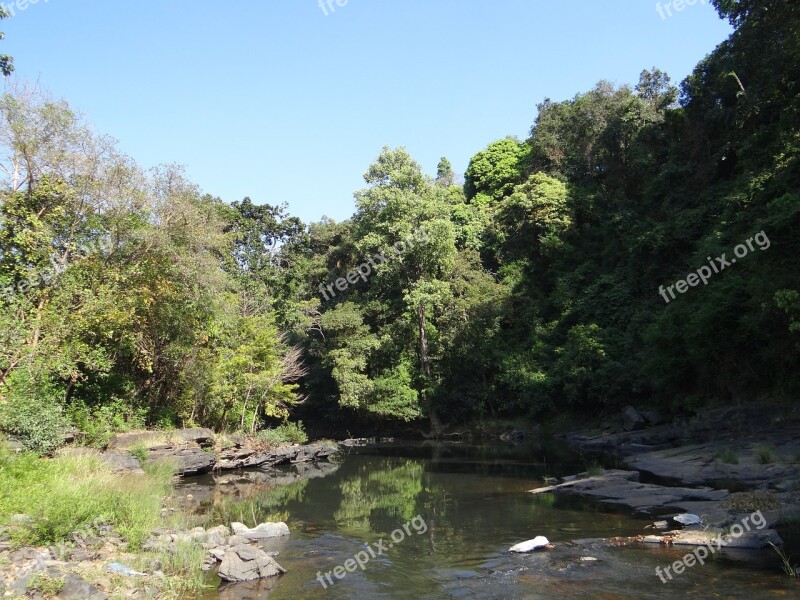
<box><xmin>669</xmin><ymin>528</ymin><xmax>782</xmax><ymax>549</ymax></box>
<box><xmin>206</xmin><ymin>524</ymin><xmax>231</xmax><ymax>546</ymax></box>
<box><xmin>499</xmin><ymin>429</ymin><xmax>526</xmax><ymax>443</ymax></box>
<box><xmin>67</xmin><ymin>549</ymin><xmax>99</xmax><ymax>562</ymax></box>
<box><xmin>673</xmin><ymin>513</ymin><xmax>703</xmax><ymax>525</ymax></box>
<box><xmin>641</xmin><ymin>410</ymin><xmax>665</xmax><ymax>426</ymax></box>
<box><xmin>147</xmin><ymin>446</ymin><xmax>216</xmax><ymax>476</ymax></box>
<box><xmin>176</xmin><ymin>428</ymin><xmax>216</xmax><ymax>448</ymax></box>
<box><xmin>209</xmin><ymin>547</ymin><xmax>227</xmax><ymax>562</ymax></box>
<box><xmin>623</xmin><ymin>406</ymin><xmax>646</xmax><ymax>431</ymax></box>
<box><xmin>100</xmin><ymin>451</ymin><xmax>144</xmax><ymax>474</ymax></box>
<box><xmin>107</xmin><ymin>428</ymin><xmax>215</xmax><ymax>450</ymax></box>
<box><xmin>218</xmin><ymin>545</ymin><xmax>286</xmax><ymax>582</ymax></box>
<box><xmin>227</xmin><ymin>535</ymin><xmax>250</xmax><ymax>546</ymax></box>
<box><xmin>653</xmin><ymin>520</ymin><xmax>669</xmax><ymax>529</ymax></box>
<box><xmin>509</xmin><ymin>536</ymin><xmax>550</xmax><ymax>553</ymax></box>
<box><xmin>230</xmin><ymin>522</ymin><xmax>290</xmax><ymax>540</ymax></box>
<box><xmin>2</xmin><ymin>436</ymin><xmax>24</xmax><ymax>452</ymax></box>
<box><xmin>58</xmin><ymin>573</ymin><xmax>108</xmax><ymax>599</ymax></box>
<box><xmin>8</xmin><ymin>513</ymin><xmax>34</xmax><ymax>526</ymax></box>
<box><xmin>10</xmin><ymin>569</ymin><xmax>106</xmax><ymax>600</ymax></box>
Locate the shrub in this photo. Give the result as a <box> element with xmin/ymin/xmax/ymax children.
<box><xmin>255</xmin><ymin>421</ymin><xmax>308</xmax><ymax>446</ymax></box>
<box><xmin>0</xmin><ymin>371</ymin><xmax>68</xmax><ymax>455</ymax></box>
<box><xmin>67</xmin><ymin>397</ymin><xmax>148</xmax><ymax>448</ymax></box>
<box><xmin>715</xmin><ymin>448</ymin><xmax>739</xmax><ymax>464</ymax></box>
<box><xmin>755</xmin><ymin>443</ymin><xmax>776</xmax><ymax>464</ymax></box>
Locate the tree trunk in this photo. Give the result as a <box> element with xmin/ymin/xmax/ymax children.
<box><xmin>417</xmin><ymin>303</ymin><xmax>443</xmax><ymax>438</ymax></box>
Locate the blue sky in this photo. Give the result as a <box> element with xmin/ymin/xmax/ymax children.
<box><xmin>3</xmin><ymin>0</ymin><xmax>731</xmax><ymax>224</ymax></box>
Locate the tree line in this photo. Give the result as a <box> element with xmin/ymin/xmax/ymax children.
<box><xmin>0</xmin><ymin>0</ymin><xmax>798</xmax><ymax>451</ymax></box>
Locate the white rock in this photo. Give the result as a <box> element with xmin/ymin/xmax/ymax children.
<box><xmin>509</xmin><ymin>536</ymin><xmax>550</xmax><ymax>553</ymax></box>
<box><xmin>673</xmin><ymin>514</ymin><xmax>702</xmax><ymax>525</ymax></box>
<box><xmin>231</xmin><ymin>522</ymin><xmax>290</xmax><ymax>539</ymax></box>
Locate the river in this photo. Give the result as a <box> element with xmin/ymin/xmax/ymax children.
<box><xmin>176</xmin><ymin>441</ymin><xmax>798</xmax><ymax>599</ymax></box>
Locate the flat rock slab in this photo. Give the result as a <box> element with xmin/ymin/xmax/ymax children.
<box><xmin>148</xmin><ymin>446</ymin><xmax>216</xmax><ymax>475</ymax></box>
<box><xmin>530</xmin><ymin>470</ymin><xmax>729</xmax><ymax>513</ymax></box>
<box><xmin>664</xmin><ymin>528</ymin><xmax>782</xmax><ymax>549</ymax></box>
<box><xmin>216</xmin><ymin>443</ymin><xmax>340</xmax><ymax>471</ymax></box>
<box><xmin>628</xmin><ymin>442</ymin><xmax>799</xmax><ymax>488</ymax></box>
<box><xmin>98</xmin><ymin>451</ymin><xmax>144</xmax><ymax>475</ymax></box>
<box><xmin>107</xmin><ymin>428</ymin><xmax>216</xmax><ymax>450</ymax></box>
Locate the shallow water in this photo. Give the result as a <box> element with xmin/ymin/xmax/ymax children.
<box><xmin>179</xmin><ymin>442</ymin><xmax>798</xmax><ymax>599</ymax></box>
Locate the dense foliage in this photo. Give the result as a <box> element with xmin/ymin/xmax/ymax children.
<box><xmin>0</xmin><ymin>0</ymin><xmax>798</xmax><ymax>448</ymax></box>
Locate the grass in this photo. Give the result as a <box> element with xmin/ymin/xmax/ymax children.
<box><xmin>155</xmin><ymin>541</ymin><xmax>210</xmax><ymax>595</ymax></box>
<box><xmin>755</xmin><ymin>443</ymin><xmax>776</xmax><ymax>464</ymax></box>
<box><xmin>27</xmin><ymin>572</ymin><xmax>66</xmax><ymax>596</ymax></box>
<box><xmin>0</xmin><ymin>446</ymin><xmax>174</xmax><ymax>550</ymax></box>
<box><xmin>0</xmin><ymin>445</ymin><xmax>216</xmax><ymax>599</ymax></box>
<box><xmin>769</xmin><ymin>542</ymin><xmax>799</xmax><ymax>578</ymax></box>
<box><xmin>584</xmin><ymin>461</ymin><xmax>604</xmax><ymax>477</ymax></box>
<box><xmin>129</xmin><ymin>441</ymin><xmax>150</xmax><ymax>464</ymax></box>
<box><xmin>714</xmin><ymin>448</ymin><xmax>739</xmax><ymax>465</ymax></box>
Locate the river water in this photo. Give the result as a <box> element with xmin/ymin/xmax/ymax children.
<box><xmin>178</xmin><ymin>441</ymin><xmax>798</xmax><ymax>599</ymax></box>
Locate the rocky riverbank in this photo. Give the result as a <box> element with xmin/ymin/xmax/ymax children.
<box><xmin>94</xmin><ymin>429</ymin><xmax>340</xmax><ymax>477</ymax></box>
<box><xmin>540</xmin><ymin>402</ymin><xmax>800</xmax><ymax>558</ymax></box>
<box><xmin>0</xmin><ymin>433</ymin><xmax>342</xmax><ymax>598</ymax></box>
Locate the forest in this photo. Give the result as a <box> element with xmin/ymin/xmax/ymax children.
<box><xmin>1</xmin><ymin>0</ymin><xmax>798</xmax><ymax>453</ymax></box>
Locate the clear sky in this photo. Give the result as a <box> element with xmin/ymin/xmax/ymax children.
<box><xmin>3</xmin><ymin>0</ymin><xmax>732</xmax><ymax>224</ymax></box>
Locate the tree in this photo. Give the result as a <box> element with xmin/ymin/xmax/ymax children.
<box><xmin>435</xmin><ymin>157</ymin><xmax>455</xmax><ymax>187</ymax></box>
<box><xmin>463</xmin><ymin>138</ymin><xmax>528</xmax><ymax>202</ymax></box>
<box><xmin>0</xmin><ymin>8</ymin><xmax>13</xmax><ymax>77</ymax></box>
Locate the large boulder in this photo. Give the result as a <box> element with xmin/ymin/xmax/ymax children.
<box><xmin>623</xmin><ymin>406</ymin><xmax>646</xmax><ymax>431</ymax></box>
<box><xmin>218</xmin><ymin>545</ymin><xmax>286</xmax><ymax>582</ymax></box>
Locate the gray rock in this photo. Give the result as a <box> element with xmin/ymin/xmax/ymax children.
<box><xmin>11</xmin><ymin>569</ymin><xmax>106</xmax><ymax>600</ymax></box>
<box><xmin>148</xmin><ymin>446</ymin><xmax>216</xmax><ymax>476</ymax></box>
<box><xmin>227</xmin><ymin>535</ymin><xmax>250</xmax><ymax>546</ymax></box>
<box><xmin>623</xmin><ymin>406</ymin><xmax>646</xmax><ymax>431</ymax></box>
<box><xmin>99</xmin><ymin>451</ymin><xmax>144</xmax><ymax>474</ymax></box>
<box><xmin>175</xmin><ymin>428</ymin><xmax>216</xmax><ymax>448</ymax></box>
<box><xmin>218</xmin><ymin>545</ymin><xmax>286</xmax><ymax>582</ymax></box>
<box><xmin>230</xmin><ymin>522</ymin><xmax>290</xmax><ymax>540</ymax></box>
<box><xmin>641</xmin><ymin>410</ymin><xmax>665</xmax><ymax>426</ymax></box>
<box><xmin>58</xmin><ymin>572</ymin><xmax>108</xmax><ymax>599</ymax></box>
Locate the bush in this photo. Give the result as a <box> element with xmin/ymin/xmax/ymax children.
<box><xmin>255</xmin><ymin>421</ymin><xmax>308</xmax><ymax>446</ymax></box>
<box><xmin>67</xmin><ymin>397</ymin><xmax>148</xmax><ymax>448</ymax></box>
<box><xmin>755</xmin><ymin>443</ymin><xmax>776</xmax><ymax>464</ymax></box>
<box><xmin>0</xmin><ymin>371</ymin><xmax>69</xmax><ymax>455</ymax></box>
